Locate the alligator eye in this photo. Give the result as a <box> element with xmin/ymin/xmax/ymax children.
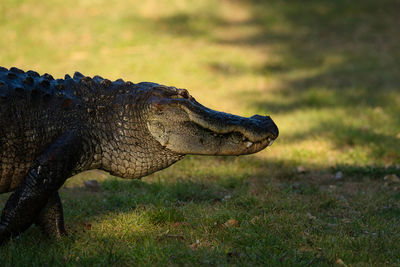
<box><xmin>178</xmin><ymin>89</ymin><xmax>190</xmax><ymax>99</ymax></box>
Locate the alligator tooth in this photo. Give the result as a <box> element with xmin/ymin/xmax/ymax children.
<box><xmin>268</xmin><ymin>138</ymin><xmax>274</xmax><ymax>146</ymax></box>
<box><xmin>246</xmin><ymin>141</ymin><xmax>253</xmax><ymax>148</ymax></box>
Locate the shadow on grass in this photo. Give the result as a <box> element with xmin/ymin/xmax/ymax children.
<box><xmin>57</xmin><ymin>156</ymin><xmax>400</xmax><ymax>224</ymax></box>
<box><xmin>1</xmin><ymin>154</ymin><xmax>399</xmax><ymax>264</ymax></box>
<box><xmin>231</xmin><ymin>1</ymin><xmax>400</xmax><ymax>164</ymax></box>
<box><xmin>1</xmin><ymin>1</ymin><xmax>400</xmax><ymax>265</ymax></box>
<box><xmin>230</xmin><ymin>2</ymin><xmax>400</xmax><ymax>104</ymax></box>
<box><xmin>151</xmin><ymin>12</ymin><xmax>222</xmax><ymax>38</ymax></box>
<box><xmin>60</xmin><ymin>156</ymin><xmax>291</xmax><ymax>219</ymax></box>
<box><xmin>237</xmin><ymin>0</ymin><xmax>400</xmax><ymax>164</ymax></box>
<box><xmin>139</xmin><ymin>0</ymin><xmax>400</xmax><ymax>164</ymax></box>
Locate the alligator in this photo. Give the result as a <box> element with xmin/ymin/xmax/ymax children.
<box><xmin>0</xmin><ymin>66</ymin><xmax>278</xmax><ymax>244</ymax></box>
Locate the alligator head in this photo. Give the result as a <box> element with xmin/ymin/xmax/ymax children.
<box><xmin>146</xmin><ymin>86</ymin><xmax>279</xmax><ymax>156</ymax></box>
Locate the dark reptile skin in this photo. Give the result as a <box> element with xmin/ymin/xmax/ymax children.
<box><xmin>0</xmin><ymin>66</ymin><xmax>279</xmax><ymax>245</ymax></box>
<box><xmin>0</xmin><ymin>67</ymin><xmax>183</xmax><ymax>244</ymax></box>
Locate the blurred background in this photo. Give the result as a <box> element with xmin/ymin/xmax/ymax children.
<box><xmin>0</xmin><ymin>0</ymin><xmax>400</xmax><ymax>172</ymax></box>
<box><xmin>1</xmin><ymin>0</ymin><xmax>400</xmax><ymax>264</ymax></box>
<box><xmin>1</xmin><ymin>0</ymin><xmax>398</xmax><ymax>171</ymax></box>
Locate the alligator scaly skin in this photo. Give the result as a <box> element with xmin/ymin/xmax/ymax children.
<box><xmin>0</xmin><ymin>66</ymin><xmax>183</xmax><ymax>243</ymax></box>
<box><xmin>0</xmin><ymin>66</ymin><xmax>279</xmax><ymax>244</ymax></box>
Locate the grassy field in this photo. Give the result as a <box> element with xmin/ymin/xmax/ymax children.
<box><xmin>1</xmin><ymin>0</ymin><xmax>399</xmax><ymax>265</ymax></box>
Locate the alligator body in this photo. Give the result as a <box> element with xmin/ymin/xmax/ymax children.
<box><xmin>0</xmin><ymin>66</ymin><xmax>278</xmax><ymax>244</ymax></box>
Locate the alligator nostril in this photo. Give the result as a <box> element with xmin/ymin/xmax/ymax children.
<box><xmin>272</xmin><ymin>124</ymin><xmax>279</xmax><ymax>138</ymax></box>
<box><xmin>267</xmin><ymin>120</ymin><xmax>279</xmax><ymax>139</ymax></box>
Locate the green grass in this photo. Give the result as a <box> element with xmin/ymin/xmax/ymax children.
<box><xmin>0</xmin><ymin>0</ymin><xmax>400</xmax><ymax>265</ymax></box>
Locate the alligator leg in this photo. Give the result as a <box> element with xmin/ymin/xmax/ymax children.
<box><xmin>0</xmin><ymin>131</ymin><xmax>84</xmax><ymax>245</ymax></box>
<box><xmin>35</xmin><ymin>191</ymin><xmax>67</xmax><ymax>238</ymax></box>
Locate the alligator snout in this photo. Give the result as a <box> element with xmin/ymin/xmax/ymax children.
<box><xmin>147</xmin><ymin>87</ymin><xmax>279</xmax><ymax>155</ymax></box>
<box><xmin>250</xmin><ymin>115</ymin><xmax>279</xmax><ymax>140</ymax></box>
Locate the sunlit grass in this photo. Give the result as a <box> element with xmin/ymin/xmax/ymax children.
<box><xmin>0</xmin><ymin>0</ymin><xmax>399</xmax><ymax>265</ymax></box>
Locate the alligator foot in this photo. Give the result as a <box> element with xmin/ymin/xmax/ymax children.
<box><xmin>0</xmin><ymin>131</ymin><xmax>85</xmax><ymax>244</ymax></box>
<box><xmin>35</xmin><ymin>191</ymin><xmax>67</xmax><ymax>238</ymax></box>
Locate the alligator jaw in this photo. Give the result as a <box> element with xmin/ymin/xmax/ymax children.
<box><xmin>147</xmin><ymin>91</ymin><xmax>279</xmax><ymax>156</ymax></box>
